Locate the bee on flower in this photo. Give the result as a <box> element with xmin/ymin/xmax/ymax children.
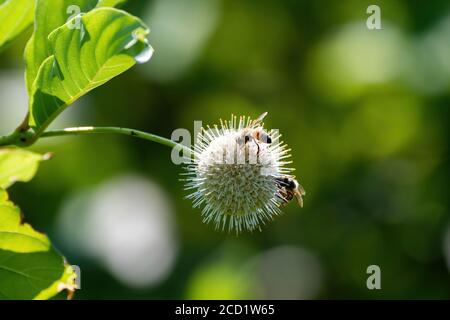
<box><xmin>183</xmin><ymin>112</ymin><xmax>305</xmax><ymax>234</ymax></box>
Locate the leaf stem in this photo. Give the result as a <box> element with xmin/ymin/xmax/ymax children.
<box><xmin>0</xmin><ymin>131</ymin><xmax>22</xmax><ymax>146</ymax></box>
<box><xmin>15</xmin><ymin>112</ymin><xmax>30</xmax><ymax>133</ymax></box>
<box><xmin>1</xmin><ymin>126</ymin><xmax>191</xmax><ymax>155</ymax></box>
<box><xmin>43</xmin><ymin>126</ymin><xmax>190</xmax><ymax>151</ymax></box>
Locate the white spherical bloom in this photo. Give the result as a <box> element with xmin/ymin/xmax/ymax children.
<box><xmin>183</xmin><ymin>114</ymin><xmax>303</xmax><ymax>234</ymax></box>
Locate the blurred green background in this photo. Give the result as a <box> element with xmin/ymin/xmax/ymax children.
<box><xmin>0</xmin><ymin>0</ymin><xmax>449</xmax><ymax>299</ymax></box>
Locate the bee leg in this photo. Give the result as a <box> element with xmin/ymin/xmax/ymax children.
<box><xmin>277</xmin><ymin>194</ymin><xmax>289</xmax><ymax>207</ymax></box>
<box><xmin>255</xmin><ymin>141</ymin><xmax>261</xmax><ymax>163</ymax></box>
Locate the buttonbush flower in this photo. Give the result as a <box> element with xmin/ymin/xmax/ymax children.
<box><xmin>183</xmin><ymin>113</ymin><xmax>304</xmax><ymax>234</ymax></box>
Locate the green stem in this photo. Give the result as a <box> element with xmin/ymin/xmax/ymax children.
<box><xmin>0</xmin><ymin>131</ymin><xmax>23</xmax><ymax>146</ymax></box>
<box><xmin>1</xmin><ymin>126</ymin><xmax>191</xmax><ymax>155</ymax></box>
<box><xmin>42</xmin><ymin>126</ymin><xmax>177</xmax><ymax>147</ymax></box>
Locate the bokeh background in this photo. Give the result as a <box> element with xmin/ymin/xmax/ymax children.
<box><xmin>0</xmin><ymin>0</ymin><xmax>449</xmax><ymax>299</ymax></box>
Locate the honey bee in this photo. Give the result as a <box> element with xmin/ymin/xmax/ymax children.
<box><xmin>237</xmin><ymin>112</ymin><xmax>272</xmax><ymax>156</ymax></box>
<box><xmin>275</xmin><ymin>175</ymin><xmax>306</xmax><ymax>207</ymax></box>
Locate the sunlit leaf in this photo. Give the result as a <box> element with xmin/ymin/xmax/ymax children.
<box><xmin>24</xmin><ymin>0</ymin><xmax>129</xmax><ymax>95</ymax></box>
<box><xmin>33</xmin><ymin>264</ymin><xmax>77</xmax><ymax>300</ymax></box>
<box><xmin>0</xmin><ymin>0</ymin><xmax>34</xmax><ymax>52</ymax></box>
<box><xmin>0</xmin><ymin>188</ymin><xmax>7</xmax><ymax>202</ymax></box>
<box><xmin>97</xmin><ymin>0</ymin><xmax>127</xmax><ymax>7</ymax></box>
<box><xmin>0</xmin><ymin>148</ymin><xmax>49</xmax><ymax>189</ymax></box>
<box><xmin>0</xmin><ymin>194</ymin><xmax>49</xmax><ymax>253</ymax></box>
<box><xmin>0</xmin><ymin>190</ymin><xmax>76</xmax><ymax>299</ymax></box>
<box><xmin>28</xmin><ymin>7</ymin><xmax>152</xmax><ymax>134</ymax></box>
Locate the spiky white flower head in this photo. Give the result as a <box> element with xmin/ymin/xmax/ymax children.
<box><xmin>183</xmin><ymin>113</ymin><xmax>300</xmax><ymax>234</ymax></box>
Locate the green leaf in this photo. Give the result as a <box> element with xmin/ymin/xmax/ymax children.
<box><xmin>97</xmin><ymin>0</ymin><xmax>127</xmax><ymax>7</ymax></box>
<box><xmin>0</xmin><ymin>193</ymin><xmax>49</xmax><ymax>253</ymax></box>
<box><xmin>33</xmin><ymin>264</ymin><xmax>76</xmax><ymax>300</ymax></box>
<box><xmin>25</xmin><ymin>0</ymin><xmax>98</xmax><ymax>95</ymax></box>
<box><xmin>0</xmin><ymin>188</ymin><xmax>7</xmax><ymax>201</ymax></box>
<box><xmin>0</xmin><ymin>190</ymin><xmax>76</xmax><ymax>299</ymax></box>
<box><xmin>24</xmin><ymin>0</ymin><xmax>130</xmax><ymax>97</ymax></box>
<box><xmin>0</xmin><ymin>148</ymin><xmax>50</xmax><ymax>189</ymax></box>
<box><xmin>28</xmin><ymin>7</ymin><xmax>152</xmax><ymax>133</ymax></box>
<box><xmin>0</xmin><ymin>0</ymin><xmax>34</xmax><ymax>52</ymax></box>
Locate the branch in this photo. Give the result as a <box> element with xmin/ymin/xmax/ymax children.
<box><xmin>0</xmin><ymin>126</ymin><xmax>192</xmax><ymax>157</ymax></box>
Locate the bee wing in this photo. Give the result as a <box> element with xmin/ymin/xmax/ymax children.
<box><xmin>298</xmin><ymin>183</ymin><xmax>306</xmax><ymax>196</ymax></box>
<box><xmin>295</xmin><ymin>193</ymin><xmax>304</xmax><ymax>207</ymax></box>
<box><xmin>250</xmin><ymin>112</ymin><xmax>268</xmax><ymax>127</ymax></box>
<box><xmin>295</xmin><ymin>184</ymin><xmax>305</xmax><ymax>207</ymax></box>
